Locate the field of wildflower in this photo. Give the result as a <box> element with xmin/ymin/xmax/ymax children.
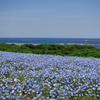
<box><xmin>0</xmin><ymin>50</ymin><xmax>100</xmax><ymax>100</ymax></box>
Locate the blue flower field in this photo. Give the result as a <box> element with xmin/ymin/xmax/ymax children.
<box><xmin>0</xmin><ymin>51</ymin><xmax>100</xmax><ymax>100</ymax></box>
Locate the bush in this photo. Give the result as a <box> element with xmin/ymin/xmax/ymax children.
<box><xmin>0</xmin><ymin>43</ymin><xmax>100</xmax><ymax>58</ymax></box>
<box><xmin>23</xmin><ymin>44</ymin><xmax>35</xmax><ymax>49</ymax></box>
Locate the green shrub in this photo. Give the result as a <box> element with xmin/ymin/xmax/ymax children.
<box><xmin>23</xmin><ymin>44</ymin><xmax>35</xmax><ymax>49</ymax></box>
<box><xmin>0</xmin><ymin>43</ymin><xmax>100</xmax><ymax>58</ymax></box>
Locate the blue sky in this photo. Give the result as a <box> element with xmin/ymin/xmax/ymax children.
<box><xmin>0</xmin><ymin>0</ymin><xmax>100</xmax><ymax>38</ymax></box>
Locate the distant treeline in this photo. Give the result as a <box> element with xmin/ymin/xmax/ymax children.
<box><xmin>0</xmin><ymin>43</ymin><xmax>100</xmax><ymax>58</ymax></box>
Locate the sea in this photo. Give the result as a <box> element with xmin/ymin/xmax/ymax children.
<box><xmin>0</xmin><ymin>38</ymin><xmax>100</xmax><ymax>48</ymax></box>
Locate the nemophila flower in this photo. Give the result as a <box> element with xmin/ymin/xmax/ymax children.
<box><xmin>0</xmin><ymin>51</ymin><xmax>100</xmax><ymax>99</ymax></box>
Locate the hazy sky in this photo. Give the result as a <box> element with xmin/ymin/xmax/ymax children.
<box><xmin>0</xmin><ymin>0</ymin><xmax>100</xmax><ymax>38</ymax></box>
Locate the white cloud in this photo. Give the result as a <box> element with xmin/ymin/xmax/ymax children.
<box><xmin>0</xmin><ymin>9</ymin><xmax>45</xmax><ymax>15</ymax></box>
<box><xmin>0</xmin><ymin>16</ymin><xmax>38</xmax><ymax>20</ymax></box>
<box><xmin>59</xmin><ymin>15</ymin><xmax>95</xmax><ymax>18</ymax></box>
<box><xmin>0</xmin><ymin>9</ymin><xmax>46</xmax><ymax>20</ymax></box>
<box><xmin>80</xmin><ymin>20</ymin><xmax>89</xmax><ymax>24</ymax></box>
<box><xmin>64</xmin><ymin>4</ymin><xmax>81</xmax><ymax>6</ymax></box>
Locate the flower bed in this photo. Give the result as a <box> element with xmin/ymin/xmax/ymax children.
<box><xmin>0</xmin><ymin>51</ymin><xmax>100</xmax><ymax>99</ymax></box>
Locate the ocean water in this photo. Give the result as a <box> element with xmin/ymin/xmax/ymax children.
<box><xmin>0</xmin><ymin>38</ymin><xmax>100</xmax><ymax>48</ymax></box>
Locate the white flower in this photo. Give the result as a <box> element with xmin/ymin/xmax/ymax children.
<box><xmin>14</xmin><ymin>78</ymin><xmax>17</xmax><ymax>82</ymax></box>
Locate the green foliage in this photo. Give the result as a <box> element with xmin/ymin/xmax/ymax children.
<box><xmin>23</xmin><ymin>44</ymin><xmax>35</xmax><ymax>49</ymax></box>
<box><xmin>0</xmin><ymin>43</ymin><xmax>100</xmax><ymax>58</ymax></box>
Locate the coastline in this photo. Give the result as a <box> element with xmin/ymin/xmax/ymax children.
<box><xmin>5</xmin><ymin>43</ymin><xmax>100</xmax><ymax>47</ymax></box>
<box><xmin>6</xmin><ymin>43</ymin><xmax>78</xmax><ymax>46</ymax></box>
<box><xmin>6</xmin><ymin>43</ymin><xmax>39</xmax><ymax>46</ymax></box>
